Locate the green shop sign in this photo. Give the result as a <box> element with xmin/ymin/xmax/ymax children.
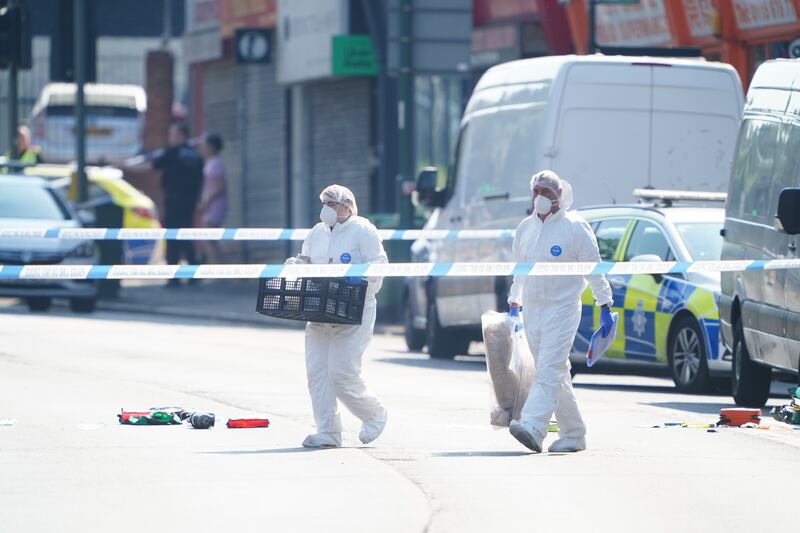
<box><xmin>332</xmin><ymin>35</ymin><xmax>378</xmax><ymax>77</ymax></box>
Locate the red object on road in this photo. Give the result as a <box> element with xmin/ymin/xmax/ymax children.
<box><xmin>718</xmin><ymin>408</ymin><xmax>761</xmax><ymax>427</ymax></box>
<box><xmin>226</xmin><ymin>418</ymin><xmax>270</xmax><ymax>428</ymax></box>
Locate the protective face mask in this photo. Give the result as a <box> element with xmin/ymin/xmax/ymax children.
<box><xmin>533</xmin><ymin>195</ymin><xmax>556</xmax><ymax>215</ymax></box>
<box><xmin>320</xmin><ymin>205</ymin><xmax>338</xmax><ymax>226</ymax></box>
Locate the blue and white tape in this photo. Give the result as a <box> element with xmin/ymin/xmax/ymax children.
<box><xmin>1</xmin><ymin>259</ymin><xmax>799</xmax><ymax>280</ymax></box>
<box><xmin>0</xmin><ymin>228</ymin><xmax>515</xmax><ymax>241</ymax></box>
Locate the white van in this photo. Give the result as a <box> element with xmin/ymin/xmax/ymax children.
<box><xmin>29</xmin><ymin>83</ymin><xmax>147</xmax><ymax>165</ymax></box>
<box><xmin>719</xmin><ymin>58</ymin><xmax>800</xmax><ymax>407</ymax></box>
<box><xmin>406</xmin><ymin>54</ymin><xmax>744</xmax><ymax>359</ymax></box>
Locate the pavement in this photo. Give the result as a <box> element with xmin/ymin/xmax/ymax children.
<box><xmin>97</xmin><ymin>279</ymin><xmax>290</xmax><ymax>328</ymax></box>
<box><xmin>1</xmin><ymin>305</ymin><xmax>800</xmax><ymax>532</ymax></box>
<box><xmin>96</xmin><ymin>280</ymin><xmax>401</xmax><ymax>333</ymax></box>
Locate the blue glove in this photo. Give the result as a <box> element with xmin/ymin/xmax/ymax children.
<box><xmin>600</xmin><ymin>305</ymin><xmax>614</xmax><ymax>338</ymax></box>
<box><xmin>345</xmin><ymin>276</ymin><xmax>363</xmax><ymax>285</ymax></box>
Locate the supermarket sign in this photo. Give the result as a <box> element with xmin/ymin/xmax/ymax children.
<box><xmin>593</xmin><ymin>0</ymin><xmax>672</xmax><ymax>46</ymax></box>
<box><xmin>732</xmin><ymin>0</ymin><xmax>797</xmax><ymax>30</ymax></box>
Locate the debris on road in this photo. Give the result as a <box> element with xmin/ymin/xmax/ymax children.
<box><xmin>118</xmin><ymin>408</ymin><xmax>183</xmax><ymax>425</ymax></box>
<box><xmin>185</xmin><ymin>412</ymin><xmax>215</xmax><ymax>429</ymax></box>
<box><xmin>717</xmin><ymin>408</ymin><xmax>761</xmax><ymax>427</ymax></box>
<box><xmin>770</xmin><ymin>387</ymin><xmax>800</xmax><ymax>425</ymax></box>
<box><xmin>227</xmin><ymin>418</ymin><xmax>270</xmax><ymax>428</ymax></box>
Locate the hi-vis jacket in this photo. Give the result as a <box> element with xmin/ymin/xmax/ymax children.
<box><xmin>508</xmin><ymin>209</ymin><xmax>613</xmax><ymax>307</ymax></box>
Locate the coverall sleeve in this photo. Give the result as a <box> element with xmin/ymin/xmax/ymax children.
<box><xmin>507</xmin><ymin>221</ymin><xmax>524</xmax><ymax>306</ymax></box>
<box><xmin>360</xmin><ymin>224</ymin><xmax>388</xmax><ymax>295</ymax></box>
<box><xmin>575</xmin><ymin>220</ymin><xmax>613</xmax><ymax>307</ymax></box>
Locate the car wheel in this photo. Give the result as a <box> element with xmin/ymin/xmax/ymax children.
<box><xmin>426</xmin><ymin>299</ymin><xmax>470</xmax><ymax>359</ymax></box>
<box><xmin>668</xmin><ymin>316</ymin><xmax>711</xmax><ymax>393</ymax></box>
<box><xmin>70</xmin><ymin>298</ymin><xmax>96</xmax><ymax>314</ymax></box>
<box><xmin>404</xmin><ymin>296</ymin><xmax>426</xmax><ymax>352</ymax></box>
<box><xmin>731</xmin><ymin>318</ymin><xmax>771</xmax><ymax>407</ymax></box>
<box><xmin>26</xmin><ymin>297</ymin><xmax>52</xmax><ymax>312</ymax></box>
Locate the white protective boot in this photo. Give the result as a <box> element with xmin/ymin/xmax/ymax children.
<box><xmin>548</xmin><ymin>436</ymin><xmax>586</xmax><ymax>453</ymax></box>
<box><xmin>302</xmin><ymin>432</ymin><xmax>342</xmax><ymax>448</ymax></box>
<box><xmin>359</xmin><ymin>407</ymin><xmax>388</xmax><ymax>444</ymax></box>
<box><xmin>509</xmin><ymin>420</ymin><xmax>543</xmax><ymax>453</ymax></box>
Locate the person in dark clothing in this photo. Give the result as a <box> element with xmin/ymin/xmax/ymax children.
<box><xmin>153</xmin><ymin>122</ymin><xmax>203</xmax><ymax>287</ymax></box>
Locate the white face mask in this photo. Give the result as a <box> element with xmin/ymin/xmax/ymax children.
<box><xmin>533</xmin><ymin>195</ymin><xmax>557</xmax><ymax>215</ymax></box>
<box><xmin>320</xmin><ymin>205</ymin><xmax>338</xmax><ymax>226</ymax></box>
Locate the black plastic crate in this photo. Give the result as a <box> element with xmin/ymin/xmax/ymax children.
<box><xmin>255</xmin><ymin>277</ymin><xmax>368</xmax><ymax>325</ymax></box>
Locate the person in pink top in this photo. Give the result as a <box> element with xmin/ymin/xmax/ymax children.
<box><xmin>197</xmin><ymin>133</ymin><xmax>228</xmax><ymax>264</ymax></box>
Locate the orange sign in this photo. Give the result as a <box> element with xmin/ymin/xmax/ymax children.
<box><xmin>595</xmin><ymin>0</ymin><xmax>672</xmax><ymax>46</ymax></box>
<box><xmin>732</xmin><ymin>0</ymin><xmax>797</xmax><ymax>30</ymax></box>
<box><xmin>218</xmin><ymin>0</ymin><xmax>277</xmax><ymax>38</ymax></box>
<box><xmin>683</xmin><ymin>0</ymin><xmax>715</xmax><ymax>38</ymax></box>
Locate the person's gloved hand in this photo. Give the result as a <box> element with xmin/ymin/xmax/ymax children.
<box><xmin>345</xmin><ymin>276</ymin><xmax>363</xmax><ymax>285</ymax></box>
<box><xmin>284</xmin><ymin>257</ymin><xmax>299</xmax><ymax>265</ymax></box>
<box><xmin>600</xmin><ymin>305</ymin><xmax>614</xmax><ymax>338</ymax></box>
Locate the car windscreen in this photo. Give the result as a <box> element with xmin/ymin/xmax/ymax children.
<box><xmin>675</xmin><ymin>222</ymin><xmax>723</xmax><ymax>261</ymax></box>
<box><xmin>46</xmin><ymin>105</ymin><xmax>139</xmax><ymax>118</ymax></box>
<box><xmin>455</xmin><ymin>102</ymin><xmax>546</xmax><ymax>206</ymax></box>
<box><xmin>0</xmin><ymin>183</ymin><xmax>70</xmax><ymax>220</ymax></box>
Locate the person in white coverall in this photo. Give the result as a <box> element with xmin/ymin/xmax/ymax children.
<box><xmin>286</xmin><ymin>184</ymin><xmax>389</xmax><ymax>448</ymax></box>
<box><xmin>508</xmin><ymin>170</ymin><xmax>614</xmax><ymax>453</ymax></box>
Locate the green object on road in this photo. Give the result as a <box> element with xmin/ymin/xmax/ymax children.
<box><xmin>548</xmin><ymin>422</ymin><xmax>559</xmax><ymax>433</ymax></box>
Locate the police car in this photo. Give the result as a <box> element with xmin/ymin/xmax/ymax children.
<box><xmin>572</xmin><ymin>190</ymin><xmax>729</xmax><ymax>392</ymax></box>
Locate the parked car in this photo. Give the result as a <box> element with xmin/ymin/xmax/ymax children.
<box><xmin>718</xmin><ymin>58</ymin><xmax>800</xmax><ymax>407</ymax></box>
<box><xmin>572</xmin><ymin>191</ymin><xmax>729</xmax><ymax>392</ymax></box>
<box><xmin>29</xmin><ymin>83</ymin><xmax>146</xmax><ymax>165</ymax></box>
<box><xmin>406</xmin><ymin>54</ymin><xmax>744</xmax><ymax>359</ymax></box>
<box><xmin>23</xmin><ymin>164</ymin><xmax>161</xmax><ymax>265</ymax></box>
<box><xmin>0</xmin><ymin>174</ymin><xmax>98</xmax><ymax>312</ymax></box>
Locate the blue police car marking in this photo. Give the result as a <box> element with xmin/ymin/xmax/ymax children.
<box><xmin>340</xmin><ymin>252</ymin><xmax>352</xmax><ymax>264</ymax></box>
<box><xmin>550</xmin><ymin>245</ymin><xmax>562</xmax><ymax>257</ymax></box>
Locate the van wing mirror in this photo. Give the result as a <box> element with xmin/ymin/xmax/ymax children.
<box><xmin>414</xmin><ymin>167</ymin><xmax>447</xmax><ymax>208</ymax></box>
<box><xmin>777</xmin><ymin>188</ymin><xmax>800</xmax><ymax>235</ymax></box>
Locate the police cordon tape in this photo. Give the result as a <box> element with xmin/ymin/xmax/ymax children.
<box><xmin>0</xmin><ymin>228</ymin><xmax>514</xmax><ymax>241</ymax></box>
<box><xmin>1</xmin><ymin>259</ymin><xmax>799</xmax><ymax>280</ymax></box>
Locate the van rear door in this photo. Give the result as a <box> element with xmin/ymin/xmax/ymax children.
<box><xmin>650</xmin><ymin>66</ymin><xmax>742</xmax><ymax>192</ymax></box>
<box><xmin>551</xmin><ymin>63</ymin><xmax>652</xmax><ymax>207</ymax></box>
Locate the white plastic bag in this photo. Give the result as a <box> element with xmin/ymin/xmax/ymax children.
<box><xmin>481</xmin><ymin>310</ymin><xmax>536</xmax><ymax>427</ymax></box>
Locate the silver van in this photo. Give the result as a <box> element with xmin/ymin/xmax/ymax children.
<box><xmin>719</xmin><ymin>58</ymin><xmax>800</xmax><ymax>407</ymax></box>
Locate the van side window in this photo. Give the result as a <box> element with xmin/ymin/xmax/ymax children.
<box><xmin>594</xmin><ymin>219</ymin><xmax>629</xmax><ymax>261</ymax></box>
<box><xmin>767</xmin><ymin>123</ymin><xmax>800</xmax><ymax>218</ymax></box>
<box><xmin>624</xmin><ymin>220</ymin><xmax>674</xmax><ymax>261</ymax></box>
<box><xmin>728</xmin><ymin>119</ymin><xmax>780</xmax><ymax>221</ymax></box>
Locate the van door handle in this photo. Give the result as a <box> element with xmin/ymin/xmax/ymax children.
<box><xmin>608</xmin><ymin>276</ymin><xmax>626</xmax><ymax>288</ymax></box>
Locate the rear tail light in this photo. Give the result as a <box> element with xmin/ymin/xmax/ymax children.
<box><xmin>132</xmin><ymin>207</ymin><xmax>156</xmax><ymax>219</ymax></box>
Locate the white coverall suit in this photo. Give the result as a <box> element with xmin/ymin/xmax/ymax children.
<box><xmin>301</xmin><ymin>216</ymin><xmax>388</xmax><ymax>436</ymax></box>
<box><xmin>508</xmin><ymin>209</ymin><xmax>613</xmax><ymax>444</ymax></box>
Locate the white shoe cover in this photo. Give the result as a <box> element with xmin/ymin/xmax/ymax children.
<box><xmin>548</xmin><ymin>436</ymin><xmax>586</xmax><ymax>453</ymax></box>
<box><xmin>509</xmin><ymin>420</ymin><xmax>542</xmax><ymax>453</ymax></box>
<box><xmin>302</xmin><ymin>432</ymin><xmax>342</xmax><ymax>448</ymax></box>
<box><xmin>359</xmin><ymin>407</ymin><xmax>388</xmax><ymax>444</ymax></box>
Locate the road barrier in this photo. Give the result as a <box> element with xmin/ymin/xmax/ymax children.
<box><xmin>1</xmin><ymin>259</ymin><xmax>799</xmax><ymax>280</ymax></box>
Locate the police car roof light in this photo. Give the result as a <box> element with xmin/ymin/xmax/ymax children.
<box><xmin>633</xmin><ymin>188</ymin><xmax>727</xmax><ymax>207</ymax></box>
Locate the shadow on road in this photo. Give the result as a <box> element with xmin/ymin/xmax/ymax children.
<box><xmin>645</xmin><ymin>401</ymin><xmax>735</xmax><ymax>415</ymax></box>
<box><xmin>432</xmin><ymin>450</ymin><xmax>531</xmax><ymax>458</ymax></box>
<box><xmin>377</xmin><ymin>355</ymin><xmax>486</xmax><ymax>372</ymax></box>
<box><xmin>201</xmin><ymin>447</ymin><xmax>321</xmax><ymax>455</ymax></box>
<box><xmin>573</xmin><ymin>382</ymin><xmax>677</xmax><ymax>395</ymax></box>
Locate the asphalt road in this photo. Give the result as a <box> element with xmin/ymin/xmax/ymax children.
<box><xmin>1</xmin><ymin>304</ymin><xmax>799</xmax><ymax>532</ymax></box>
